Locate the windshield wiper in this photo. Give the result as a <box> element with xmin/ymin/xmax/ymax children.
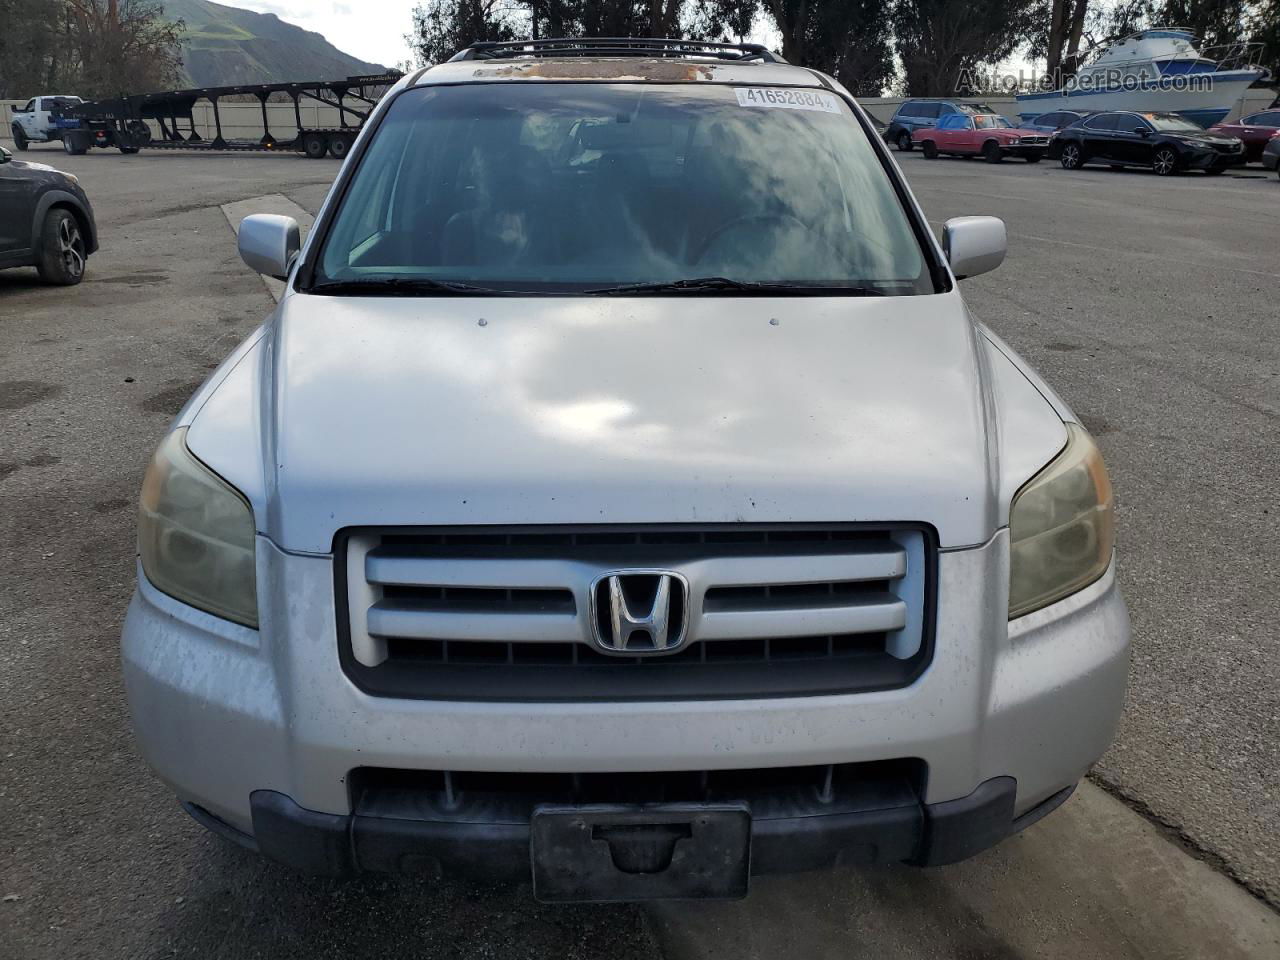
<box><xmin>585</xmin><ymin>277</ymin><xmax>888</xmax><ymax>296</ymax></box>
<box><xmin>307</xmin><ymin>277</ymin><xmax>497</xmax><ymax>296</ymax></box>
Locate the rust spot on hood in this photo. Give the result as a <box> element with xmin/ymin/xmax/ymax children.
<box><xmin>474</xmin><ymin>58</ymin><xmax>717</xmax><ymax>81</ymax></box>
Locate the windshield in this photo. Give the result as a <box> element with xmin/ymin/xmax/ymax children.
<box><xmin>974</xmin><ymin>116</ymin><xmax>1012</xmax><ymax>129</ymax></box>
<box><xmin>313</xmin><ymin>83</ymin><xmax>933</xmax><ymax>295</ymax></box>
<box><xmin>1143</xmin><ymin>113</ymin><xmax>1204</xmax><ymax>132</ymax></box>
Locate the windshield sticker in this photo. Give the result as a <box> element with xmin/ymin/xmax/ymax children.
<box><xmin>735</xmin><ymin>88</ymin><xmax>841</xmax><ymax>113</ymax></box>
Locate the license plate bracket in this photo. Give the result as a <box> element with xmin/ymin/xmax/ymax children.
<box><xmin>530</xmin><ymin>803</ymin><xmax>750</xmax><ymax>903</ymax></box>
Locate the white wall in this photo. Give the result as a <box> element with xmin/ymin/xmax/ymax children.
<box><xmin>5</xmin><ymin>89</ymin><xmax>1275</xmax><ymax>142</ymax></box>
<box><xmin>1</xmin><ymin>98</ymin><xmax>361</xmax><ymax>141</ymax></box>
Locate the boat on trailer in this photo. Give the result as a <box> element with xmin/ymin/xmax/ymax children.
<box><xmin>1016</xmin><ymin>28</ymin><xmax>1268</xmax><ymax>128</ymax></box>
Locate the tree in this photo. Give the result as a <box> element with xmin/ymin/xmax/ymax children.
<box><xmin>406</xmin><ymin>0</ymin><xmax>690</xmax><ymax>65</ymax></box>
<box><xmin>0</xmin><ymin>0</ymin><xmax>62</xmax><ymax>97</ymax></box>
<box><xmin>1028</xmin><ymin>0</ymin><xmax>1153</xmax><ymax>83</ymax></box>
<box><xmin>1156</xmin><ymin>0</ymin><xmax>1250</xmax><ymax>50</ymax></box>
<box><xmin>692</xmin><ymin>0</ymin><xmax>894</xmax><ymax>94</ymax></box>
<box><xmin>406</xmin><ymin>0</ymin><xmax>518</xmax><ymax>67</ymax></box>
<box><xmin>65</xmin><ymin>0</ymin><xmax>186</xmax><ymax>97</ymax></box>
<box><xmin>893</xmin><ymin>0</ymin><xmax>1039</xmax><ymax>96</ymax></box>
<box><xmin>0</xmin><ymin>0</ymin><xmax>183</xmax><ymax>98</ymax></box>
<box><xmin>1250</xmin><ymin>0</ymin><xmax>1280</xmax><ymax>84</ymax></box>
<box><xmin>1044</xmin><ymin>0</ymin><xmax>1090</xmax><ymax>80</ymax></box>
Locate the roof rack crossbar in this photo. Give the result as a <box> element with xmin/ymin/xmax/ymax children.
<box><xmin>451</xmin><ymin>37</ymin><xmax>782</xmax><ymax>64</ymax></box>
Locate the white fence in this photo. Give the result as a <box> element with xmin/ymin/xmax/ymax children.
<box><xmin>4</xmin><ymin>89</ymin><xmax>1275</xmax><ymax>142</ymax></box>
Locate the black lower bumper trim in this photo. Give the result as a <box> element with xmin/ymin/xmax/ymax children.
<box><xmin>227</xmin><ymin>775</ymin><xmax>1073</xmax><ymax>882</ymax></box>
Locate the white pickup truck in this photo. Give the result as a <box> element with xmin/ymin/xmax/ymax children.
<box><xmin>9</xmin><ymin>95</ymin><xmax>83</xmax><ymax>152</ymax></box>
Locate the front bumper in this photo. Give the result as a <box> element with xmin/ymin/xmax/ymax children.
<box><xmin>183</xmin><ymin>776</ymin><xmax>1076</xmax><ymax>880</ymax></box>
<box><xmin>121</xmin><ymin>531</ymin><xmax>1129</xmax><ymax>873</ymax></box>
<box><xmin>1186</xmin><ymin>148</ymin><xmax>1246</xmax><ymax>170</ymax></box>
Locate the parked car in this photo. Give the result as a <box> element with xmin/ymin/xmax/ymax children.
<box><xmin>884</xmin><ymin>99</ymin><xmax>1003</xmax><ymax>152</ymax></box>
<box><xmin>1018</xmin><ymin>110</ymin><xmax>1097</xmax><ymax>132</ymax></box>
<box><xmin>1262</xmin><ymin>133</ymin><xmax>1280</xmax><ymax>178</ymax></box>
<box><xmin>121</xmin><ymin>38</ymin><xmax>1129</xmax><ymax>900</ymax></box>
<box><xmin>1208</xmin><ymin>110</ymin><xmax>1280</xmax><ymax>163</ymax></box>
<box><xmin>914</xmin><ymin>113</ymin><xmax>1050</xmax><ymax>163</ymax></box>
<box><xmin>9</xmin><ymin>95</ymin><xmax>84</xmax><ymax>152</ymax></box>
<box><xmin>1050</xmin><ymin>110</ymin><xmax>1246</xmax><ymax>175</ymax></box>
<box><xmin>0</xmin><ymin>145</ymin><xmax>97</xmax><ymax>284</ymax></box>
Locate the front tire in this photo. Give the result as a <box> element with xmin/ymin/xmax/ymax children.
<box><xmin>922</xmin><ymin>140</ymin><xmax>939</xmax><ymax>159</ymax></box>
<box><xmin>36</xmin><ymin>209</ymin><xmax>87</xmax><ymax>285</ymax></box>
<box><xmin>1152</xmin><ymin>146</ymin><xmax>1178</xmax><ymax>176</ymax></box>
<box><xmin>896</xmin><ymin>130</ymin><xmax>913</xmax><ymax>152</ymax></box>
<box><xmin>983</xmin><ymin>140</ymin><xmax>1004</xmax><ymax>163</ymax></box>
<box><xmin>1060</xmin><ymin>143</ymin><xmax>1083</xmax><ymax>169</ymax></box>
<box><xmin>12</xmin><ymin>125</ymin><xmax>28</xmax><ymax>151</ymax></box>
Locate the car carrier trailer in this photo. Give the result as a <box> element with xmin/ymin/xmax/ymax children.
<box><xmin>59</xmin><ymin>73</ymin><xmax>401</xmax><ymax>158</ymax></box>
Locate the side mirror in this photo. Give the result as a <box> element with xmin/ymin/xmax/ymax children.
<box><xmin>238</xmin><ymin>213</ymin><xmax>300</xmax><ymax>280</ymax></box>
<box><xmin>1135</xmin><ymin>127</ymin><xmax>1150</xmax><ymax>136</ymax></box>
<box><xmin>0</xmin><ymin>146</ymin><xmax>11</xmax><ymax>164</ymax></box>
<box><xmin>942</xmin><ymin>216</ymin><xmax>1006</xmax><ymax>280</ymax></box>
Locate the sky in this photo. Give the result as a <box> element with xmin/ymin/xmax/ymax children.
<box><xmin>224</xmin><ymin>1</ymin><xmax>788</xmax><ymax>73</ymax></box>
<box><xmin>229</xmin><ymin>1</ymin><xmax>421</xmax><ymax>69</ymax></box>
<box><xmin>227</xmin><ymin>1</ymin><xmax>1033</xmax><ymax>89</ymax></box>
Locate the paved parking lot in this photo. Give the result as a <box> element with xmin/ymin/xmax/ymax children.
<box><xmin>1</xmin><ymin>140</ymin><xmax>1277</xmax><ymax>959</ymax></box>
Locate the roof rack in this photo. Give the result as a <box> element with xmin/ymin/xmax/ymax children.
<box><xmin>450</xmin><ymin>37</ymin><xmax>783</xmax><ymax>64</ymax></box>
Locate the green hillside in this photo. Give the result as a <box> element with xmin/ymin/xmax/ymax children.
<box><xmin>162</xmin><ymin>0</ymin><xmax>387</xmax><ymax>88</ymax></box>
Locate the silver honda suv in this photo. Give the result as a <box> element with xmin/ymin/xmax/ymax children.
<box><xmin>121</xmin><ymin>38</ymin><xmax>1129</xmax><ymax>902</ymax></box>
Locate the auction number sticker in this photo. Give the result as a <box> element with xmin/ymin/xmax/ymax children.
<box><xmin>735</xmin><ymin>87</ymin><xmax>841</xmax><ymax>113</ymax></box>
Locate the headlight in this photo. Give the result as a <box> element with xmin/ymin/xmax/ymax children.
<box><xmin>1008</xmin><ymin>136</ymin><xmax>1021</xmax><ymax>144</ymax></box>
<box><xmin>138</xmin><ymin>428</ymin><xmax>258</xmax><ymax>627</ymax></box>
<box><xmin>1008</xmin><ymin>423</ymin><xmax>1114</xmax><ymax>619</ymax></box>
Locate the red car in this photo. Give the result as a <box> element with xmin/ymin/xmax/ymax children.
<box><xmin>913</xmin><ymin>113</ymin><xmax>1050</xmax><ymax>163</ymax></box>
<box><xmin>1209</xmin><ymin>110</ymin><xmax>1280</xmax><ymax>163</ymax></box>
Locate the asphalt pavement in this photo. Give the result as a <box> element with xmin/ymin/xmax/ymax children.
<box><xmin>0</xmin><ymin>140</ymin><xmax>1277</xmax><ymax>958</ymax></box>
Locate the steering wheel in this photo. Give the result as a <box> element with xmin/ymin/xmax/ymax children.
<box><xmin>692</xmin><ymin>212</ymin><xmax>813</xmax><ymax>265</ymax></box>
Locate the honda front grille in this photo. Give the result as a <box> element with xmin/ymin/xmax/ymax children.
<box><xmin>336</xmin><ymin>525</ymin><xmax>935</xmax><ymax>701</ymax></box>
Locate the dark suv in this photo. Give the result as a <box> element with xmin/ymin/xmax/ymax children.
<box><xmin>884</xmin><ymin>100</ymin><xmax>1001</xmax><ymax>152</ymax></box>
<box><xmin>0</xmin><ymin>145</ymin><xmax>97</xmax><ymax>284</ymax></box>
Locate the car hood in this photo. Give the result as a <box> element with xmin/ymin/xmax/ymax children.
<box><xmin>190</xmin><ymin>292</ymin><xmax>1019</xmax><ymax>553</ymax></box>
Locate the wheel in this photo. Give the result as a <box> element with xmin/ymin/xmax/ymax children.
<box><xmin>118</xmin><ymin>145</ymin><xmax>140</xmax><ymax>154</ymax></box>
<box><xmin>327</xmin><ymin>135</ymin><xmax>351</xmax><ymax>159</ymax></box>
<box><xmin>63</xmin><ymin>137</ymin><xmax>77</xmax><ymax>155</ymax></box>
<box><xmin>303</xmin><ymin>133</ymin><xmax>328</xmax><ymax>159</ymax></box>
<box><xmin>35</xmin><ymin>208</ymin><xmax>87</xmax><ymax>285</ymax></box>
<box><xmin>12</xmin><ymin>125</ymin><xmax>28</xmax><ymax>151</ymax></box>
<box><xmin>983</xmin><ymin>140</ymin><xmax>1004</xmax><ymax>163</ymax></box>
<box><xmin>922</xmin><ymin>140</ymin><xmax>938</xmax><ymax>159</ymax></box>
<box><xmin>1152</xmin><ymin>146</ymin><xmax>1178</xmax><ymax>176</ymax></box>
<box><xmin>1060</xmin><ymin>143</ymin><xmax>1083</xmax><ymax>169</ymax></box>
<box><xmin>896</xmin><ymin>130</ymin><xmax>913</xmax><ymax>152</ymax></box>
<box><xmin>126</xmin><ymin>120</ymin><xmax>152</xmax><ymax>145</ymax></box>
<box><xmin>1025</xmin><ymin>151</ymin><xmax>1042</xmax><ymax>164</ymax></box>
